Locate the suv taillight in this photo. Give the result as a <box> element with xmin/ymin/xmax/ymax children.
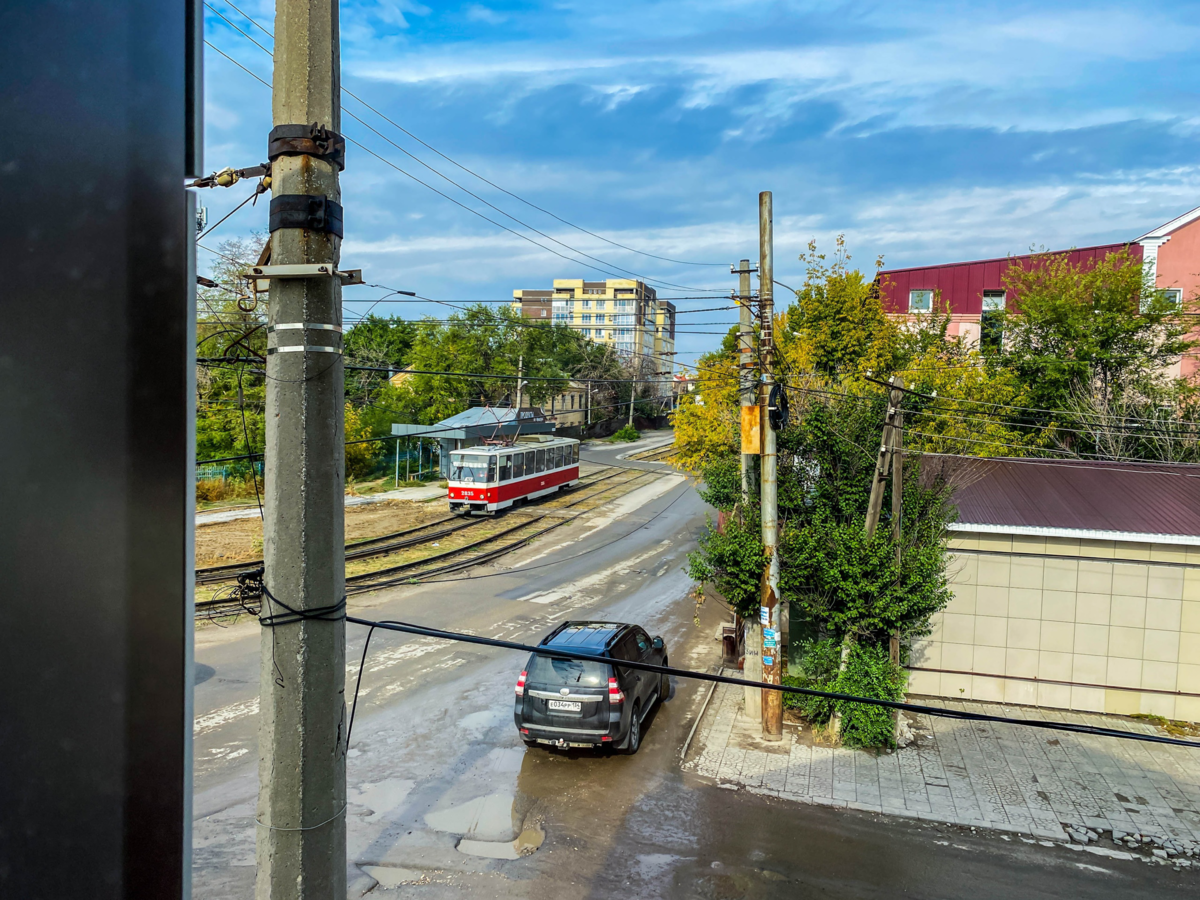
<box><xmin>516</xmin><ymin>671</ymin><xmax>527</xmax><ymax>696</ymax></box>
<box><xmin>608</xmin><ymin>677</ymin><xmax>625</xmax><ymax>704</ymax></box>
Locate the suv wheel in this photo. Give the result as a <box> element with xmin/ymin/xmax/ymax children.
<box><xmin>625</xmin><ymin>703</ymin><xmax>642</xmax><ymax>754</ymax></box>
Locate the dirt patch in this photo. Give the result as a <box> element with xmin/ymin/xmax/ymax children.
<box><xmin>194</xmin><ymin>499</ymin><xmax>448</xmax><ymax>568</ymax></box>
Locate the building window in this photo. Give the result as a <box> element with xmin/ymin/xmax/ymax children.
<box><xmin>595</xmin><ymin>300</ymin><xmax>606</xmax><ymax>310</ymax></box>
<box><xmin>582</xmin><ymin>299</ymin><xmax>591</xmax><ymax>309</ymax></box>
<box><xmin>553</xmin><ymin>313</ymin><xmax>567</xmax><ymax>323</ymax></box>
<box><xmin>581</xmin><ymin>313</ymin><xmax>592</xmax><ymax>324</ymax></box>
<box><xmin>908</xmin><ymin>290</ymin><xmax>933</xmax><ymax>313</ymax></box>
<box><xmin>980</xmin><ymin>290</ymin><xmax>1005</xmax><ymax>353</ymax></box>
<box><xmin>1144</xmin><ymin>287</ymin><xmax>1183</xmax><ymax>312</ymax></box>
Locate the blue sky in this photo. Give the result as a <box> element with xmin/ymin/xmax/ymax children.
<box><xmin>201</xmin><ymin>1</ymin><xmax>1200</xmax><ymax>362</ymax></box>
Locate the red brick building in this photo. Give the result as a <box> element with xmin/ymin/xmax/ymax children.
<box><xmin>878</xmin><ymin>206</ymin><xmax>1200</xmax><ymax>378</ymax></box>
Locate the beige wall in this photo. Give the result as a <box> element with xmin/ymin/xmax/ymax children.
<box><xmin>908</xmin><ymin>532</ymin><xmax>1200</xmax><ymax>722</ymax></box>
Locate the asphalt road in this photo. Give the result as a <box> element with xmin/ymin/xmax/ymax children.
<box><xmin>191</xmin><ymin>436</ymin><xmax>1198</xmax><ymax>898</ymax></box>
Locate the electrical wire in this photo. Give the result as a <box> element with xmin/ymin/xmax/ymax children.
<box><xmin>209</xmin><ymin>1</ymin><xmax>727</xmax><ymax>270</ymax></box>
<box><xmin>201</xmin><ymin>34</ymin><xmax>728</xmax><ymax>294</ymax></box>
<box><xmin>198</xmin><ymin>185</ymin><xmax>260</xmax><ymax>240</ymax></box>
<box><xmin>340</xmin><ymin>618</ymin><xmax>1200</xmax><ymax>750</ymax></box>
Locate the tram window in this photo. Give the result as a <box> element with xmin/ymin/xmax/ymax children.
<box><xmin>512</xmin><ymin>452</ymin><xmax>524</xmax><ymax>478</ymax></box>
<box><xmin>572</xmin><ymin>443</ymin><xmax>579</xmax><ymax>463</ymax></box>
<box><xmin>451</xmin><ymin>454</ymin><xmax>492</xmax><ymax>484</ymax></box>
<box><xmin>550</xmin><ymin>446</ymin><xmax>561</xmax><ymax>468</ymax></box>
<box><xmin>524</xmin><ymin>450</ymin><xmax>535</xmax><ymax>474</ymax></box>
<box><xmin>499</xmin><ymin>454</ymin><xmax>512</xmax><ymax>482</ymax></box>
<box><xmin>535</xmin><ymin>449</ymin><xmax>546</xmax><ymax>473</ymax></box>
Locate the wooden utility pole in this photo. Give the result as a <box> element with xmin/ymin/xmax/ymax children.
<box><xmin>864</xmin><ymin>376</ymin><xmax>904</xmax><ymax>538</ymax></box>
<box><xmin>832</xmin><ymin>374</ymin><xmax>904</xmax><ymax>740</ymax></box>
<box><xmin>733</xmin><ymin>259</ymin><xmax>759</xmax><ymax>497</ymax></box>
<box><xmin>759</xmin><ymin>192</ymin><xmax>783</xmax><ymax>741</ymax></box>
<box><xmin>890</xmin><ymin>379</ymin><xmax>905</xmax><ymax>665</ymax></box>
<box><xmin>258</xmin><ymin>0</ymin><xmax>346</xmax><ymax>896</ymax></box>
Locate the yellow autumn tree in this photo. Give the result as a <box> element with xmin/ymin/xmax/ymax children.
<box><xmin>344</xmin><ymin>402</ymin><xmax>380</xmax><ymax>481</ymax></box>
<box><xmin>671</xmin><ymin>332</ymin><xmax>740</xmax><ymax>473</ymax></box>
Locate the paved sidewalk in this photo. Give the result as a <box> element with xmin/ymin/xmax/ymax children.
<box><xmin>686</xmin><ymin>682</ymin><xmax>1200</xmax><ymax>848</ymax></box>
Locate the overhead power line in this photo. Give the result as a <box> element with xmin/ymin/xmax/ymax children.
<box><xmin>201</xmin><ymin>30</ymin><xmax>727</xmax><ymax>294</ymax></box>
<box><xmin>209</xmin><ymin>1</ymin><xmax>726</xmax><ymax>270</ymax></box>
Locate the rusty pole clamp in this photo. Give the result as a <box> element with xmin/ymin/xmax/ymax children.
<box><xmin>267</xmin><ymin>123</ymin><xmax>346</xmax><ymax>171</ymax></box>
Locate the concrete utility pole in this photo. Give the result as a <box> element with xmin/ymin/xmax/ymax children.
<box><xmin>515</xmin><ymin>354</ymin><xmax>524</xmax><ymax>408</ymax></box>
<box><xmin>258</xmin><ymin>0</ymin><xmax>347</xmax><ymax>896</ymax></box>
<box><xmin>759</xmin><ymin>192</ymin><xmax>783</xmax><ymax>741</ymax></box>
<box><xmin>733</xmin><ymin>259</ymin><xmax>759</xmax><ymax>497</ymax></box>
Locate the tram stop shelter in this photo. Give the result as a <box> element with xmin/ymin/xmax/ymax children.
<box><xmin>392</xmin><ymin>406</ymin><xmax>552</xmax><ymax>477</ymax></box>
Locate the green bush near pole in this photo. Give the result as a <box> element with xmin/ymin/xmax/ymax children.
<box><xmin>783</xmin><ymin>639</ymin><xmax>906</xmax><ymax>749</ymax></box>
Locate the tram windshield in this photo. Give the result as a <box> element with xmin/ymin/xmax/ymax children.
<box><xmin>450</xmin><ymin>453</ymin><xmax>495</xmax><ymax>483</ymax></box>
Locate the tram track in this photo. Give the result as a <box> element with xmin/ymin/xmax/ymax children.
<box><xmin>193</xmin><ymin>465</ymin><xmax>655</xmax><ymax>609</ymax></box>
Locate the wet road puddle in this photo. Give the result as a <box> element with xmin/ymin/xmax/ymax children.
<box><xmin>425</xmin><ymin>792</ymin><xmax>515</xmax><ymax>841</ymax></box>
<box><xmin>422</xmin><ymin>746</ymin><xmax>546</xmax><ymax>861</ymax></box>
<box><xmin>349</xmin><ymin>777</ymin><xmax>415</xmax><ymax>823</ymax></box>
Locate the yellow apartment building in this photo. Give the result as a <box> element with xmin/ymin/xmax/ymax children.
<box><xmin>512</xmin><ymin>278</ymin><xmax>676</xmax><ymax>395</ymax></box>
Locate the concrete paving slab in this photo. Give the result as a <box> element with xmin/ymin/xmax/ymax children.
<box><xmin>684</xmin><ymin>686</ymin><xmax>1200</xmax><ymax>847</ymax></box>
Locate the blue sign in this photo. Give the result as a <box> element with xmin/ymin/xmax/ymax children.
<box><xmin>764</xmin><ymin>639</ymin><xmax>777</xmax><ymax>649</ymax></box>
<box><xmin>763</xmin><ymin>656</ymin><xmax>774</xmax><ymax>666</ymax></box>
<box><xmin>763</xmin><ymin>629</ymin><xmax>777</xmax><ymax>640</ymax></box>
<box><xmin>759</xmin><ymin>606</ymin><xmax>769</xmax><ymax>625</ymax></box>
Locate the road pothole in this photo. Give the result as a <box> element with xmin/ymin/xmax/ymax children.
<box><xmin>457</xmin><ymin>822</ymin><xmax>545</xmax><ymax>859</ymax></box>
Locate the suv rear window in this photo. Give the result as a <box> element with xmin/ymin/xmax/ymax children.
<box><xmin>526</xmin><ymin>654</ymin><xmax>609</xmax><ymax>687</ymax></box>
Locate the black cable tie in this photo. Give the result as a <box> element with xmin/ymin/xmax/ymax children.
<box><xmin>259</xmin><ymin>585</ymin><xmax>347</xmax><ymax>627</ymax></box>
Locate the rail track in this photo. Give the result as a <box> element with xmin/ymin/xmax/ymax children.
<box><xmin>624</xmin><ymin>443</ymin><xmax>675</xmax><ymax>463</ymax></box>
<box><xmin>193</xmin><ymin>468</ymin><xmax>630</xmax><ymax>586</ymax></box>
<box><xmin>194</xmin><ymin>464</ymin><xmax>664</xmax><ymax>616</ymax></box>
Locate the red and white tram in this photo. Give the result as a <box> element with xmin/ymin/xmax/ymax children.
<box><xmin>447</xmin><ymin>435</ymin><xmax>580</xmax><ymax>515</ymax></box>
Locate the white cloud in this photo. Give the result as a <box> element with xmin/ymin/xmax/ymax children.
<box><xmin>464</xmin><ymin>3</ymin><xmax>506</xmax><ymax>25</ymax></box>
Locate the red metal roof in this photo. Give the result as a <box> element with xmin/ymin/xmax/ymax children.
<box><xmin>878</xmin><ymin>243</ymin><xmax>1142</xmax><ymax>316</ymax></box>
<box><xmin>930</xmin><ymin>457</ymin><xmax>1200</xmax><ymax>539</ymax></box>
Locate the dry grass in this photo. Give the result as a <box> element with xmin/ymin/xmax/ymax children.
<box><xmin>194</xmin><ymin>499</ymin><xmax>448</xmax><ymax>568</ymax></box>
<box><xmin>1130</xmin><ymin>713</ymin><xmax>1200</xmax><ymax>737</ymax></box>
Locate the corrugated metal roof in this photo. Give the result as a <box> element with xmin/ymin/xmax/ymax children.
<box><xmin>941</xmin><ymin>457</ymin><xmax>1200</xmax><ymax>540</ymax></box>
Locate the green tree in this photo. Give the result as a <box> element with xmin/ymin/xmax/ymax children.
<box><xmin>195</xmin><ymin>235</ymin><xmax>268</xmax><ymax>463</ymax></box>
<box><xmin>1000</xmin><ymin>248</ymin><xmax>1195</xmax><ymax>419</ymax></box>
<box><xmin>343</xmin><ymin>314</ymin><xmax>417</xmax><ymax>406</ymax></box>
<box><xmin>778</xmin><ymin>236</ymin><xmax>899</xmax><ymax>379</ymax></box>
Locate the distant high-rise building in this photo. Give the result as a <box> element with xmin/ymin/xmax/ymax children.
<box><xmin>512</xmin><ymin>278</ymin><xmax>676</xmax><ymax>394</ymax></box>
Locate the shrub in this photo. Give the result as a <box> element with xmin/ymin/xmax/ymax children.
<box><xmin>611</xmin><ymin>425</ymin><xmax>640</xmax><ymax>442</ymax></box>
<box><xmin>836</xmin><ymin>642</ymin><xmax>906</xmax><ymax>749</ymax></box>
<box><xmin>195</xmin><ymin>474</ymin><xmax>261</xmax><ymax>504</ymax></box>
<box><xmin>784</xmin><ymin>638</ymin><xmax>905</xmax><ymax>749</ymax></box>
<box><xmin>697</xmin><ymin>455</ymin><xmax>744</xmax><ymax>512</ymax></box>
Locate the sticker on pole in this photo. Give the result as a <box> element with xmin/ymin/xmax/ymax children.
<box><xmin>763</xmin><ymin>639</ymin><xmax>777</xmax><ymax>649</ymax></box>
<box><xmin>763</xmin><ymin>628</ymin><xmax>777</xmax><ymax>640</ymax></box>
<box><xmin>762</xmin><ymin>656</ymin><xmax>774</xmax><ymax>666</ymax></box>
<box><xmin>759</xmin><ymin>607</ymin><xmax>769</xmax><ymax>625</ymax></box>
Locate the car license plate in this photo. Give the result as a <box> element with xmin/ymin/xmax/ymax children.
<box><xmin>547</xmin><ymin>699</ymin><xmax>581</xmax><ymax>712</ymax></box>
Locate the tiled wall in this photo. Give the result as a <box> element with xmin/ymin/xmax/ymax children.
<box><xmin>907</xmin><ymin>533</ymin><xmax>1200</xmax><ymax>722</ymax></box>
